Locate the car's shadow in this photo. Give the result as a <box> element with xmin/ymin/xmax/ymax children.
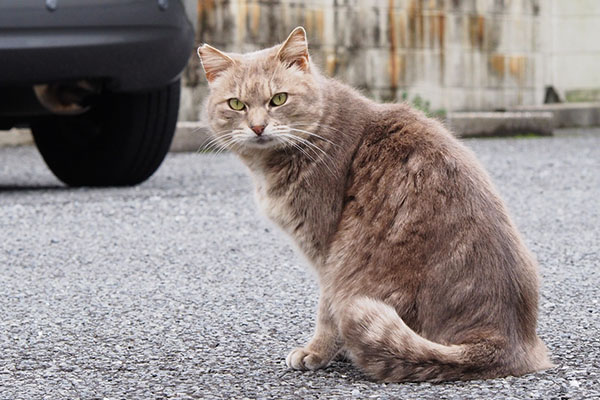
<box><xmin>0</xmin><ymin>184</ymin><xmax>67</xmax><ymax>192</ymax></box>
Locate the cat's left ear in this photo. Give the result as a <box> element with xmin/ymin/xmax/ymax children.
<box><xmin>276</xmin><ymin>26</ymin><xmax>310</xmax><ymax>72</ymax></box>
<box><xmin>197</xmin><ymin>44</ymin><xmax>236</xmax><ymax>83</ymax></box>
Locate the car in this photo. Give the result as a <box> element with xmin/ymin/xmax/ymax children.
<box><xmin>0</xmin><ymin>0</ymin><xmax>194</xmax><ymax>186</ymax></box>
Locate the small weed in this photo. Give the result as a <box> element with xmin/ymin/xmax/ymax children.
<box><xmin>512</xmin><ymin>132</ymin><xmax>545</xmax><ymax>138</ymax></box>
<box><xmin>402</xmin><ymin>91</ymin><xmax>447</xmax><ymax>119</ymax></box>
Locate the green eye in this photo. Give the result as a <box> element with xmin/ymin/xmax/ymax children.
<box><xmin>270</xmin><ymin>92</ymin><xmax>288</xmax><ymax>106</ymax></box>
<box><xmin>228</xmin><ymin>98</ymin><xmax>245</xmax><ymax>111</ymax></box>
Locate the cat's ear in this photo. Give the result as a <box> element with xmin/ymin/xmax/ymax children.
<box><xmin>276</xmin><ymin>26</ymin><xmax>310</xmax><ymax>72</ymax></box>
<box><xmin>197</xmin><ymin>44</ymin><xmax>236</xmax><ymax>83</ymax></box>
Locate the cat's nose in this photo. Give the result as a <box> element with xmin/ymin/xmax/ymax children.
<box><xmin>250</xmin><ymin>125</ymin><xmax>266</xmax><ymax>136</ymax></box>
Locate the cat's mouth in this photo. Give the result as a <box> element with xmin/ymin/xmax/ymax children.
<box><xmin>245</xmin><ymin>135</ymin><xmax>277</xmax><ymax>148</ymax></box>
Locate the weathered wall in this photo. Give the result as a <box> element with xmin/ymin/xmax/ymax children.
<box><xmin>179</xmin><ymin>0</ymin><xmax>600</xmax><ymax>120</ymax></box>
<box><xmin>541</xmin><ymin>0</ymin><xmax>600</xmax><ymax>102</ymax></box>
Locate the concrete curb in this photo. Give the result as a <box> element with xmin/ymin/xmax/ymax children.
<box><xmin>446</xmin><ymin>112</ymin><xmax>554</xmax><ymax>138</ymax></box>
<box><xmin>169</xmin><ymin>121</ymin><xmax>211</xmax><ymax>152</ymax></box>
<box><xmin>511</xmin><ymin>102</ymin><xmax>600</xmax><ymax>128</ymax></box>
<box><xmin>0</xmin><ymin>123</ymin><xmax>214</xmax><ymax>152</ymax></box>
<box><xmin>0</xmin><ymin>128</ymin><xmax>34</xmax><ymax>147</ymax></box>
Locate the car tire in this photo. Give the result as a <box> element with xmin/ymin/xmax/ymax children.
<box><xmin>31</xmin><ymin>80</ymin><xmax>180</xmax><ymax>187</ymax></box>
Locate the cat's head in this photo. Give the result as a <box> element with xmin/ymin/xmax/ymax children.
<box><xmin>198</xmin><ymin>27</ymin><xmax>323</xmax><ymax>153</ymax></box>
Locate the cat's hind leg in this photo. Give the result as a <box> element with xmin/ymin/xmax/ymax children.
<box><xmin>338</xmin><ymin>296</ymin><xmax>511</xmax><ymax>382</ymax></box>
<box><xmin>286</xmin><ymin>295</ymin><xmax>342</xmax><ymax>371</ymax></box>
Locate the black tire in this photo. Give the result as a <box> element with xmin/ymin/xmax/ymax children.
<box><xmin>31</xmin><ymin>80</ymin><xmax>180</xmax><ymax>187</ymax></box>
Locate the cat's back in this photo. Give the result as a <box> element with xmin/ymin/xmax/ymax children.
<box><xmin>359</xmin><ymin>102</ymin><xmax>480</xmax><ymax>178</ymax></box>
<box><xmin>347</xmin><ymin>102</ymin><xmax>493</xmax><ymax>210</ymax></box>
<box><xmin>336</xmin><ymin>101</ymin><xmax>541</xmax><ymax>341</ymax></box>
<box><xmin>344</xmin><ymin>101</ymin><xmax>526</xmax><ymax>262</ymax></box>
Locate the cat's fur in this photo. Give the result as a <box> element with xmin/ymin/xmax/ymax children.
<box><xmin>197</xmin><ymin>27</ymin><xmax>552</xmax><ymax>382</ymax></box>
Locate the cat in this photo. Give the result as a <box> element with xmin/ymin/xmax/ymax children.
<box><xmin>197</xmin><ymin>27</ymin><xmax>553</xmax><ymax>382</ymax></box>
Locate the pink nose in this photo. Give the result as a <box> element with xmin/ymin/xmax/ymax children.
<box><xmin>251</xmin><ymin>125</ymin><xmax>266</xmax><ymax>136</ymax></box>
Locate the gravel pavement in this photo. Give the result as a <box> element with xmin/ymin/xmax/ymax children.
<box><xmin>1</xmin><ymin>129</ymin><xmax>599</xmax><ymax>399</ymax></box>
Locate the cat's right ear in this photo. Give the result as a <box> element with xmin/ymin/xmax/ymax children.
<box><xmin>197</xmin><ymin>44</ymin><xmax>236</xmax><ymax>83</ymax></box>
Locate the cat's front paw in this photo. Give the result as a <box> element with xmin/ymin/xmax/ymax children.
<box><xmin>285</xmin><ymin>347</ymin><xmax>329</xmax><ymax>370</ymax></box>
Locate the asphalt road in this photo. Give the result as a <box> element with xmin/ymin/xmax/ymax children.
<box><xmin>1</xmin><ymin>129</ymin><xmax>599</xmax><ymax>399</ymax></box>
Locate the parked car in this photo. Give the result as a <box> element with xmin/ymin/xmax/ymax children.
<box><xmin>0</xmin><ymin>0</ymin><xmax>194</xmax><ymax>186</ymax></box>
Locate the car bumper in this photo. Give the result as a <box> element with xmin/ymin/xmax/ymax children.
<box><xmin>0</xmin><ymin>0</ymin><xmax>194</xmax><ymax>91</ymax></box>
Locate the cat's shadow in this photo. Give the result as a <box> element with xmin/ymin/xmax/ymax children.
<box><xmin>278</xmin><ymin>360</ymin><xmax>370</xmax><ymax>384</ymax></box>
<box><xmin>278</xmin><ymin>360</ymin><xmax>492</xmax><ymax>387</ymax></box>
<box><xmin>324</xmin><ymin>360</ymin><xmax>370</xmax><ymax>382</ymax></box>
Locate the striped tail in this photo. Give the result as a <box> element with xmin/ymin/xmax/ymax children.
<box><xmin>339</xmin><ymin>297</ymin><xmax>537</xmax><ymax>382</ymax></box>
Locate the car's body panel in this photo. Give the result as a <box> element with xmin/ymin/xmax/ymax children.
<box><xmin>0</xmin><ymin>0</ymin><xmax>194</xmax><ymax>91</ymax></box>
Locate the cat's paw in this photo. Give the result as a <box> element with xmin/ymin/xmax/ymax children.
<box><xmin>285</xmin><ymin>347</ymin><xmax>329</xmax><ymax>370</ymax></box>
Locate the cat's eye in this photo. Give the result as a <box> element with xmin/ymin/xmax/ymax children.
<box><xmin>228</xmin><ymin>98</ymin><xmax>245</xmax><ymax>111</ymax></box>
<box><xmin>270</xmin><ymin>92</ymin><xmax>288</xmax><ymax>107</ymax></box>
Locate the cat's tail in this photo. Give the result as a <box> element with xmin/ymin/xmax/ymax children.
<box><xmin>339</xmin><ymin>297</ymin><xmax>550</xmax><ymax>382</ymax></box>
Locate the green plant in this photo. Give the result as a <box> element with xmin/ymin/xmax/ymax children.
<box><xmin>401</xmin><ymin>91</ymin><xmax>446</xmax><ymax>119</ymax></box>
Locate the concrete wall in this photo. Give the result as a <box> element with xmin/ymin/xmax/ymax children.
<box><xmin>542</xmin><ymin>0</ymin><xmax>600</xmax><ymax>102</ymax></box>
<box><xmin>179</xmin><ymin>0</ymin><xmax>600</xmax><ymax>120</ymax></box>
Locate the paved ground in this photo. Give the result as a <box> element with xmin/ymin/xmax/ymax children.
<box><xmin>1</xmin><ymin>129</ymin><xmax>599</xmax><ymax>399</ymax></box>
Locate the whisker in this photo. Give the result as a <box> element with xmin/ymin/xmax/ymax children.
<box><xmin>290</xmin><ymin>122</ymin><xmax>348</xmax><ymax>137</ymax></box>
<box><xmin>278</xmin><ymin>133</ymin><xmax>337</xmax><ymax>178</ymax></box>
<box><xmin>199</xmin><ymin>134</ymin><xmax>231</xmax><ymax>153</ymax></box>
<box><xmin>286</xmin><ymin>133</ymin><xmax>328</xmax><ymax>156</ymax></box>
<box><xmin>200</xmin><ymin>134</ymin><xmax>239</xmax><ymax>157</ymax></box>
<box><xmin>199</xmin><ymin>127</ymin><xmax>250</xmax><ymax>156</ymax></box>
<box><xmin>271</xmin><ymin>126</ymin><xmax>329</xmax><ymax>150</ymax></box>
<box><xmin>295</xmin><ymin>139</ymin><xmax>338</xmax><ymax>177</ymax></box>
<box><xmin>285</xmin><ymin>125</ymin><xmax>340</xmax><ymax>148</ymax></box>
<box><xmin>282</xmin><ymin>132</ymin><xmax>335</xmax><ymax>165</ymax></box>
<box><xmin>287</xmin><ymin>122</ymin><xmax>348</xmax><ymax>141</ymax></box>
<box><xmin>278</xmin><ymin>134</ymin><xmax>318</xmax><ymax>163</ymax></box>
<box><xmin>214</xmin><ymin>136</ymin><xmax>241</xmax><ymax>156</ymax></box>
<box><xmin>204</xmin><ymin>141</ymin><xmax>231</xmax><ymax>161</ymax></box>
<box><xmin>275</xmin><ymin>136</ymin><xmax>320</xmax><ymax>187</ymax></box>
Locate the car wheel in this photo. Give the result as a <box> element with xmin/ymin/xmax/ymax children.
<box><xmin>31</xmin><ymin>80</ymin><xmax>180</xmax><ymax>187</ymax></box>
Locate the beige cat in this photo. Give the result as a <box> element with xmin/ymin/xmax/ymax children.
<box><xmin>197</xmin><ymin>27</ymin><xmax>552</xmax><ymax>382</ymax></box>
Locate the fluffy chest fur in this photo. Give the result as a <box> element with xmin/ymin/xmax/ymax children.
<box><xmin>249</xmin><ymin>154</ymin><xmax>347</xmax><ymax>266</ymax></box>
<box><xmin>253</xmin><ymin>174</ymin><xmax>299</xmax><ymax>236</ymax></box>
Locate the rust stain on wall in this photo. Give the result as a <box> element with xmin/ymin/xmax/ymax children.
<box><xmin>490</xmin><ymin>54</ymin><xmax>506</xmax><ymax>77</ymax></box>
<box><xmin>304</xmin><ymin>9</ymin><xmax>313</xmax><ymax>37</ymax></box>
<box><xmin>388</xmin><ymin>0</ymin><xmax>399</xmax><ymax>93</ymax></box>
<box><xmin>185</xmin><ymin>0</ymin><xmax>217</xmax><ymax>86</ymax></box>
<box><xmin>236</xmin><ymin>0</ymin><xmax>248</xmax><ymax>43</ymax></box>
<box><xmin>437</xmin><ymin>13</ymin><xmax>445</xmax><ymax>48</ymax></box>
<box><xmin>438</xmin><ymin>12</ymin><xmax>445</xmax><ymax>84</ymax></box>
<box><xmin>418</xmin><ymin>3</ymin><xmax>425</xmax><ymax>46</ymax></box>
<box><xmin>407</xmin><ymin>0</ymin><xmax>416</xmax><ymax>47</ymax></box>
<box><xmin>509</xmin><ymin>56</ymin><xmax>526</xmax><ymax>84</ymax></box>
<box><xmin>197</xmin><ymin>0</ymin><xmax>216</xmax><ymax>44</ymax></box>
<box><xmin>388</xmin><ymin>0</ymin><xmax>398</xmax><ymax>92</ymax></box>
<box><xmin>325</xmin><ymin>53</ymin><xmax>337</xmax><ymax>76</ymax></box>
<box><xmin>315</xmin><ymin>9</ymin><xmax>324</xmax><ymax>41</ymax></box>
<box><xmin>197</xmin><ymin>0</ymin><xmax>214</xmax><ymax>19</ymax></box>
<box><xmin>469</xmin><ymin>15</ymin><xmax>485</xmax><ymax>49</ymax></box>
<box><xmin>250</xmin><ymin>1</ymin><xmax>261</xmax><ymax>36</ymax></box>
<box><xmin>428</xmin><ymin>14</ymin><xmax>436</xmax><ymax>48</ymax></box>
<box><xmin>408</xmin><ymin>0</ymin><xmax>424</xmax><ymax>48</ymax></box>
<box><xmin>398</xmin><ymin>11</ymin><xmax>407</xmax><ymax>48</ymax></box>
